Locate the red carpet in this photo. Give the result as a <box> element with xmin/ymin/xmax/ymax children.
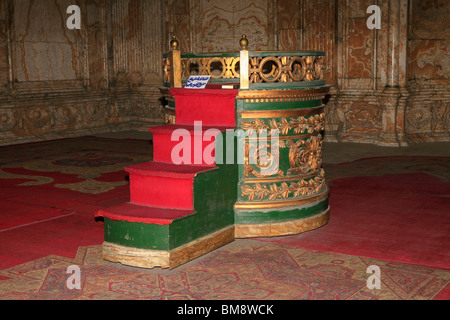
<box><xmin>0</xmin><ymin>136</ymin><xmax>153</xmax><ymax>269</ymax></box>
<box><xmin>258</xmin><ymin>157</ymin><xmax>450</xmax><ymax>271</ymax></box>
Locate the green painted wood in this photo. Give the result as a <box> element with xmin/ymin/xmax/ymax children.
<box><xmin>236</xmin><ymin>98</ymin><xmax>323</xmax><ymax>111</ymax></box>
<box><xmin>104</xmin><ymin>218</ymin><xmax>171</xmax><ymax>250</ymax></box>
<box><xmin>233</xmin><ymin>83</ymin><xmax>330</xmax><ymax>226</ymax></box>
<box><xmin>162</xmin><ymin>51</ymin><xmax>325</xmax><ymax>59</ymax></box>
<box><xmin>248</xmin><ymin>81</ymin><xmax>327</xmax><ymax>90</ymax></box>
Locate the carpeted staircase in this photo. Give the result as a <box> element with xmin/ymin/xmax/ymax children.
<box><xmin>95</xmin><ymin>88</ymin><xmax>239</xmax><ymax>268</ymax></box>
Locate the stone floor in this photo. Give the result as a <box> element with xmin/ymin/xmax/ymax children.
<box><xmin>95</xmin><ymin>129</ymin><xmax>450</xmax><ymax>163</ymax></box>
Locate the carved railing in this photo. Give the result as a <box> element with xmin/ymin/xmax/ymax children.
<box><xmin>163</xmin><ymin>35</ymin><xmax>326</xmax><ymax>89</ymax></box>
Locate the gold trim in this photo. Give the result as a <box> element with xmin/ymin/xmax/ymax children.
<box><xmin>245</xmin><ymin>133</ymin><xmax>319</xmax><ymax>141</ymax></box>
<box><xmin>239</xmin><ymin>106</ymin><xmax>324</xmax><ymax>119</ymax></box>
<box><xmin>103</xmin><ymin>241</ymin><xmax>170</xmax><ymax>269</ymax></box>
<box><xmin>170</xmin><ymin>50</ymin><xmax>182</xmax><ymax>88</ymax></box>
<box><xmin>237</xmin><ymin>87</ymin><xmax>330</xmax><ymax>100</ymax></box>
<box><xmin>241</xmin><ymin>170</ymin><xmax>326</xmax><ymax>201</ymax></box>
<box><xmin>235</xmin><ymin>207</ymin><xmax>330</xmax><ymax>238</ymax></box>
<box><xmin>235</xmin><ymin>187</ymin><xmax>328</xmax><ymax>209</ymax></box>
<box><xmin>240</xmin><ymin>49</ymin><xmax>249</xmax><ymax>89</ymax></box>
<box><xmin>240</xmin><ymin>113</ymin><xmax>325</xmax><ymax>138</ymax></box>
<box><xmin>244</xmin><ymin>170</ymin><xmax>318</xmax><ymax>183</ymax></box>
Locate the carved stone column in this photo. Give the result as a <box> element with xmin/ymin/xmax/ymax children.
<box><xmin>379</xmin><ymin>0</ymin><xmax>409</xmax><ymax>146</ymax></box>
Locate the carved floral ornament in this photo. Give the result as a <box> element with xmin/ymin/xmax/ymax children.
<box><xmin>245</xmin><ymin>141</ymin><xmax>284</xmax><ymax>178</ymax></box>
<box><xmin>241</xmin><ymin>169</ymin><xmax>326</xmax><ymax>201</ymax></box>
<box><xmin>241</xmin><ymin>113</ymin><xmax>325</xmax><ymax>136</ymax></box>
<box><xmin>286</xmin><ymin>134</ymin><xmax>323</xmax><ymax>175</ymax></box>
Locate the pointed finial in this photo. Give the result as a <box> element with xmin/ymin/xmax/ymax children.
<box><xmin>240</xmin><ymin>34</ymin><xmax>248</xmax><ymax>50</ymax></box>
<box><xmin>170</xmin><ymin>36</ymin><xmax>179</xmax><ymax>51</ymax></box>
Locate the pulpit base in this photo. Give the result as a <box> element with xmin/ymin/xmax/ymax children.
<box><xmin>235</xmin><ymin>207</ymin><xmax>330</xmax><ymax>238</ymax></box>
<box><xmin>102</xmin><ymin>226</ymin><xmax>235</xmax><ymax>269</ymax></box>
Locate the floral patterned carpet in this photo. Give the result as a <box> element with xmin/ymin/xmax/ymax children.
<box><xmin>1</xmin><ymin>239</ymin><xmax>449</xmax><ymax>300</ymax></box>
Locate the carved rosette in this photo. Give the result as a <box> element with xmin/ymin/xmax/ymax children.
<box><xmin>286</xmin><ymin>134</ymin><xmax>323</xmax><ymax>175</ymax></box>
<box><xmin>244</xmin><ymin>139</ymin><xmax>284</xmax><ymax>178</ymax></box>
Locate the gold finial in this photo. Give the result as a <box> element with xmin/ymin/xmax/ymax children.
<box><xmin>170</xmin><ymin>36</ymin><xmax>179</xmax><ymax>51</ymax></box>
<box><xmin>240</xmin><ymin>34</ymin><xmax>248</xmax><ymax>50</ymax></box>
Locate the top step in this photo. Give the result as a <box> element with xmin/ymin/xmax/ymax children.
<box><xmin>149</xmin><ymin>123</ymin><xmax>233</xmax><ymax>135</ymax></box>
<box><xmin>169</xmin><ymin>88</ymin><xmax>238</xmax><ymax>127</ymax></box>
<box><xmin>125</xmin><ymin>161</ymin><xmax>217</xmax><ymax>178</ymax></box>
<box><xmin>149</xmin><ymin>124</ymin><xmax>233</xmax><ymax>166</ymax></box>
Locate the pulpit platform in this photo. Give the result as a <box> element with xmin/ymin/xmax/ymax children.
<box><xmin>95</xmin><ymin>36</ymin><xmax>331</xmax><ymax>268</ymax></box>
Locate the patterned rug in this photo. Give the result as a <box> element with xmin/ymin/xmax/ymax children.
<box><xmin>0</xmin><ymin>136</ymin><xmax>153</xmax><ymax>269</ymax></box>
<box><xmin>0</xmin><ymin>136</ymin><xmax>153</xmax><ymax>196</ymax></box>
<box><xmin>0</xmin><ymin>239</ymin><xmax>448</xmax><ymax>300</ymax></box>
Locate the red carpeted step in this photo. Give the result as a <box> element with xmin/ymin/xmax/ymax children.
<box><xmin>169</xmin><ymin>88</ymin><xmax>238</xmax><ymax>127</ymax></box>
<box><xmin>125</xmin><ymin>161</ymin><xmax>217</xmax><ymax>210</ymax></box>
<box><xmin>95</xmin><ymin>202</ymin><xmax>195</xmax><ymax>225</ymax></box>
<box><xmin>126</xmin><ymin>161</ymin><xmax>216</xmax><ymax>178</ymax></box>
<box><xmin>149</xmin><ymin>124</ymin><xmax>232</xmax><ymax>166</ymax></box>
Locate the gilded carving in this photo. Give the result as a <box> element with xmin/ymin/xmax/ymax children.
<box><xmin>241</xmin><ymin>118</ymin><xmax>272</xmax><ymax>136</ymax></box>
<box><xmin>164</xmin><ymin>52</ymin><xmax>325</xmax><ymax>86</ymax></box>
<box><xmin>241</xmin><ymin>169</ymin><xmax>326</xmax><ymax>201</ymax></box>
<box><xmin>240</xmin><ymin>113</ymin><xmax>325</xmax><ymax>136</ymax></box>
<box><xmin>248</xmin><ymin>55</ymin><xmax>324</xmax><ymax>83</ymax></box>
<box><xmin>237</xmin><ymin>88</ymin><xmax>329</xmax><ymax>100</ymax></box>
<box><xmin>180</xmin><ymin>57</ymin><xmax>241</xmax><ymax>80</ymax></box>
<box><xmin>164</xmin><ymin>113</ymin><xmax>176</xmax><ymax>124</ymax></box>
<box><xmin>286</xmin><ymin>134</ymin><xmax>323</xmax><ymax>175</ymax></box>
<box><xmin>244</xmin><ymin>141</ymin><xmax>283</xmax><ymax>178</ymax></box>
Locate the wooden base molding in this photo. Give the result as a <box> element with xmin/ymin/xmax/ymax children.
<box><xmin>235</xmin><ymin>189</ymin><xmax>329</xmax><ymax>210</ymax></box>
<box><xmin>235</xmin><ymin>207</ymin><xmax>330</xmax><ymax>238</ymax></box>
<box><xmin>102</xmin><ymin>226</ymin><xmax>235</xmax><ymax>269</ymax></box>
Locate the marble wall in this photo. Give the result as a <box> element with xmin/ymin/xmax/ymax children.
<box><xmin>406</xmin><ymin>0</ymin><xmax>449</xmax><ymax>142</ymax></box>
<box><xmin>0</xmin><ymin>0</ymin><xmax>448</xmax><ymax>146</ymax></box>
<box><xmin>0</xmin><ymin>0</ymin><xmax>165</xmax><ymax>146</ymax></box>
<box><xmin>165</xmin><ymin>0</ymin><xmax>449</xmax><ymax>145</ymax></box>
